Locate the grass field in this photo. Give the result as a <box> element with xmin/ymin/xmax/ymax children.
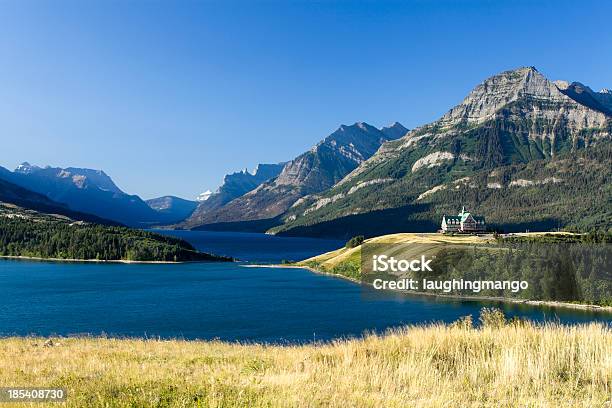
<box><xmin>297</xmin><ymin>232</ymin><xmax>580</xmax><ymax>271</ymax></box>
<box><xmin>0</xmin><ymin>310</ymin><xmax>610</xmax><ymax>407</ymax></box>
<box><xmin>296</xmin><ymin>232</ymin><xmax>590</xmax><ymax>285</ymax></box>
<box><xmin>296</xmin><ymin>232</ymin><xmax>493</xmax><ymax>281</ymax></box>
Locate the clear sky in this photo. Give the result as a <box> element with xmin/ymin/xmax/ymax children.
<box><xmin>1</xmin><ymin>0</ymin><xmax>610</xmax><ymax>200</ymax></box>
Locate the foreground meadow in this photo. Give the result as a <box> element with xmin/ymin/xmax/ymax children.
<box><xmin>0</xmin><ymin>310</ymin><xmax>610</xmax><ymax>407</ymax></box>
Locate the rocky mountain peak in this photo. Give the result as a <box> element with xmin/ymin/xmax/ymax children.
<box><xmin>380</xmin><ymin>122</ymin><xmax>409</xmax><ymax>139</ymax></box>
<box><xmin>63</xmin><ymin>167</ymin><xmax>122</xmax><ymax>193</ymax></box>
<box><xmin>145</xmin><ymin>195</ymin><xmax>198</xmax><ymax>223</ymax></box>
<box><xmin>253</xmin><ymin>163</ymin><xmax>288</xmax><ymax>179</ymax></box>
<box><xmin>13</xmin><ymin>163</ymin><xmax>123</xmax><ymax>194</ymax></box>
<box><xmin>313</xmin><ymin>123</ymin><xmax>371</xmax><ymax>153</ymax></box>
<box><xmin>556</xmin><ymin>81</ymin><xmax>612</xmax><ymax>115</ymax></box>
<box><xmin>196</xmin><ymin>190</ymin><xmax>213</xmax><ymax>202</ymax></box>
<box><xmin>180</xmin><ymin>121</ymin><xmax>403</xmax><ymax>228</ymax></box>
<box><xmin>438</xmin><ymin>66</ymin><xmax>610</xmax><ymax>130</ymax></box>
<box><xmin>15</xmin><ymin>162</ymin><xmax>41</xmax><ymax>174</ymax></box>
<box><xmin>336</xmin><ymin>122</ymin><xmax>371</xmax><ymax>134</ymax></box>
<box><xmin>593</xmin><ymin>88</ymin><xmax>612</xmax><ymax>113</ymax></box>
<box><xmin>439</xmin><ymin>66</ymin><xmax>562</xmax><ymax>127</ymax></box>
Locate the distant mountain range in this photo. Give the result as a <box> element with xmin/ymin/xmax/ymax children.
<box><xmin>0</xmin><ymin>163</ymin><xmax>183</xmax><ymax>227</ymax></box>
<box><xmin>145</xmin><ymin>196</ymin><xmax>198</xmax><ymax>223</ymax></box>
<box><xmin>179</xmin><ymin>121</ymin><xmax>408</xmax><ymax>229</ymax></box>
<box><xmin>2</xmin><ymin>67</ymin><xmax>609</xmax><ymax>237</ymax></box>
<box><xmin>181</xmin><ymin>162</ymin><xmax>287</xmax><ymax>228</ymax></box>
<box><xmin>0</xmin><ymin>176</ymin><xmax>119</xmax><ymax>225</ymax></box>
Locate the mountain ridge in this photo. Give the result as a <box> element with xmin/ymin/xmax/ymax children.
<box><xmin>0</xmin><ymin>171</ymin><xmax>121</xmax><ymax>226</ymax></box>
<box><xmin>181</xmin><ymin>121</ymin><xmax>406</xmax><ymax>229</ymax></box>
<box><xmin>181</xmin><ymin>162</ymin><xmax>287</xmax><ymax>228</ymax></box>
<box><xmin>1</xmin><ymin>163</ymin><xmax>170</xmax><ymax>227</ymax></box>
<box><xmin>145</xmin><ymin>196</ymin><xmax>198</xmax><ymax>223</ymax></box>
<box><xmin>271</xmin><ymin>66</ymin><xmax>611</xmax><ymax>237</ymax></box>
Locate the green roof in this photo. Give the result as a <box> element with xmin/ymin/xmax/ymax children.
<box><xmin>443</xmin><ymin>208</ymin><xmax>485</xmax><ymax>223</ymax></box>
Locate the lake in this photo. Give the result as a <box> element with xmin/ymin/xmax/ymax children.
<box><xmin>0</xmin><ymin>231</ymin><xmax>610</xmax><ymax>343</ymax></box>
<box><xmin>151</xmin><ymin>229</ymin><xmax>345</xmax><ymax>263</ymax></box>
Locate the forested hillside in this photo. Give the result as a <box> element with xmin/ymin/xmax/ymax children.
<box><xmin>0</xmin><ymin>204</ymin><xmax>229</xmax><ymax>262</ymax></box>
<box><xmin>273</xmin><ymin>142</ymin><xmax>612</xmax><ymax>238</ymax></box>
<box><xmin>273</xmin><ymin>67</ymin><xmax>612</xmax><ymax>238</ymax></box>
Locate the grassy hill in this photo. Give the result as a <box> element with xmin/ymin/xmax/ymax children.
<box><xmin>1</xmin><ymin>311</ymin><xmax>609</xmax><ymax>407</ymax></box>
<box><xmin>297</xmin><ymin>232</ymin><xmax>612</xmax><ymax>306</ymax></box>
<box><xmin>297</xmin><ymin>232</ymin><xmax>493</xmax><ymax>281</ymax></box>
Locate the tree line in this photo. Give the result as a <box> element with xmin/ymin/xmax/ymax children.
<box><xmin>0</xmin><ymin>218</ymin><xmax>229</xmax><ymax>262</ymax></box>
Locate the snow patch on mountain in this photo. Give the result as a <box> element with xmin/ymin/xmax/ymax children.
<box><xmin>196</xmin><ymin>190</ymin><xmax>213</xmax><ymax>202</ymax></box>
<box><xmin>15</xmin><ymin>162</ymin><xmax>41</xmax><ymax>174</ymax></box>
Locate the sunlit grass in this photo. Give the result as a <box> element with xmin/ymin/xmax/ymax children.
<box><xmin>0</xmin><ymin>310</ymin><xmax>610</xmax><ymax>407</ymax></box>
<box><xmin>298</xmin><ymin>232</ymin><xmax>491</xmax><ymax>271</ymax></box>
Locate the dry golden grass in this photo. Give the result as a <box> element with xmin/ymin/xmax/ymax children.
<box><xmin>298</xmin><ymin>232</ymin><xmax>492</xmax><ymax>271</ymax></box>
<box><xmin>0</xmin><ymin>315</ymin><xmax>610</xmax><ymax>407</ymax></box>
<box><xmin>297</xmin><ymin>232</ymin><xmax>580</xmax><ymax>274</ymax></box>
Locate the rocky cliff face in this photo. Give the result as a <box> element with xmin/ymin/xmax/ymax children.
<box><xmin>273</xmin><ymin>122</ymin><xmax>392</xmax><ymax>190</ymax></box>
<box><xmin>183</xmin><ymin>122</ymin><xmax>406</xmax><ymax>228</ymax></box>
<box><xmin>14</xmin><ymin>163</ymin><xmax>124</xmax><ymax>194</ymax></box>
<box><xmin>437</xmin><ymin>67</ymin><xmax>608</xmax><ymax>139</ymax></box>
<box><xmin>274</xmin><ymin>67</ymin><xmax>611</xmax><ymax>237</ymax></box>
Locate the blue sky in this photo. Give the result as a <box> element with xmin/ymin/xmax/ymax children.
<box><xmin>1</xmin><ymin>0</ymin><xmax>610</xmax><ymax>199</ymax></box>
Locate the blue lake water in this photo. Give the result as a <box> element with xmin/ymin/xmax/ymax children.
<box><xmin>151</xmin><ymin>229</ymin><xmax>345</xmax><ymax>264</ymax></box>
<box><xmin>0</xmin><ymin>231</ymin><xmax>610</xmax><ymax>343</ymax></box>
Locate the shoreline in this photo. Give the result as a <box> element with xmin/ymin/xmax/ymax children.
<box><xmin>244</xmin><ymin>264</ymin><xmax>612</xmax><ymax>314</ymax></box>
<box><xmin>3</xmin><ymin>256</ymin><xmax>610</xmax><ymax>313</ymax></box>
<box><xmin>1</xmin><ymin>255</ymin><xmax>191</xmax><ymax>264</ymax></box>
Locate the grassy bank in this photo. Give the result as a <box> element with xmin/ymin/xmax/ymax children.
<box><xmin>298</xmin><ymin>232</ymin><xmax>493</xmax><ymax>281</ymax></box>
<box><xmin>297</xmin><ymin>232</ymin><xmax>578</xmax><ymax>277</ymax></box>
<box><xmin>0</xmin><ymin>312</ymin><xmax>610</xmax><ymax>407</ymax></box>
<box><xmin>297</xmin><ymin>232</ymin><xmax>612</xmax><ymax>307</ymax></box>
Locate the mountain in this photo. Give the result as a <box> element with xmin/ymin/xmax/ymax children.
<box><xmin>0</xmin><ymin>163</ymin><xmax>165</xmax><ymax>227</ymax></box>
<box><xmin>0</xmin><ymin>170</ymin><xmax>119</xmax><ymax>225</ymax></box>
<box><xmin>196</xmin><ymin>190</ymin><xmax>213</xmax><ymax>202</ymax></box>
<box><xmin>182</xmin><ymin>122</ymin><xmax>407</xmax><ymax>230</ymax></box>
<box><xmin>598</xmin><ymin>89</ymin><xmax>612</xmax><ymax>111</ymax></box>
<box><xmin>145</xmin><ymin>196</ymin><xmax>198</xmax><ymax>223</ymax></box>
<box><xmin>554</xmin><ymin>81</ymin><xmax>612</xmax><ymax>115</ymax></box>
<box><xmin>180</xmin><ymin>162</ymin><xmax>286</xmax><ymax>228</ymax></box>
<box><xmin>380</xmin><ymin>122</ymin><xmax>409</xmax><ymax>139</ymax></box>
<box><xmin>272</xmin><ymin>67</ymin><xmax>612</xmax><ymax>238</ymax></box>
